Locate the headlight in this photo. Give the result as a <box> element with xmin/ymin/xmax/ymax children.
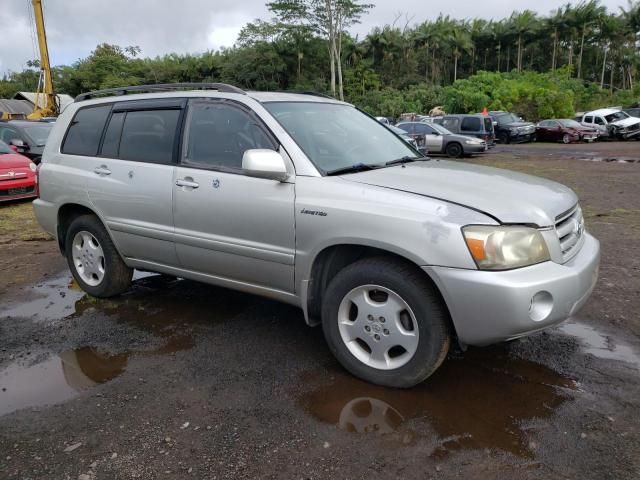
<box><xmin>510</xmin><ymin>128</ymin><xmax>519</xmax><ymax>134</ymax></box>
<box><xmin>29</xmin><ymin>162</ymin><xmax>37</xmax><ymax>172</ymax></box>
<box><xmin>462</xmin><ymin>225</ymin><xmax>550</xmax><ymax>270</ymax></box>
<box><xmin>464</xmin><ymin>139</ymin><xmax>482</xmax><ymax>145</ymax></box>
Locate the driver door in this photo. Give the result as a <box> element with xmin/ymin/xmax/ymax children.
<box><xmin>417</xmin><ymin>123</ymin><xmax>444</xmax><ymax>153</ymax></box>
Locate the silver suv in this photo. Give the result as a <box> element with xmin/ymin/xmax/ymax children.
<box><xmin>34</xmin><ymin>83</ymin><xmax>600</xmax><ymax>388</ymax></box>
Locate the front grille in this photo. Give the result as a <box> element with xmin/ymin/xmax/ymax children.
<box><xmin>0</xmin><ymin>186</ymin><xmax>35</xmax><ymax>196</ymax></box>
<box><xmin>555</xmin><ymin>204</ymin><xmax>584</xmax><ymax>261</ymax></box>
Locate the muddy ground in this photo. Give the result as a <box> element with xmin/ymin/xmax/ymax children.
<box><xmin>1</xmin><ymin>142</ymin><xmax>639</xmax><ymax>479</ymax></box>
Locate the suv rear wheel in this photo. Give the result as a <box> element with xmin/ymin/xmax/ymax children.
<box><xmin>322</xmin><ymin>257</ymin><xmax>450</xmax><ymax>388</ymax></box>
<box><xmin>65</xmin><ymin>215</ymin><xmax>132</xmax><ymax>297</ymax></box>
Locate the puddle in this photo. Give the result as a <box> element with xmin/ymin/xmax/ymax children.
<box><xmin>302</xmin><ymin>348</ymin><xmax>576</xmax><ymax>458</ymax></box>
<box><xmin>575</xmin><ymin>157</ymin><xmax>638</xmax><ymax>163</ymax></box>
<box><xmin>0</xmin><ymin>347</ymin><xmax>127</xmax><ymax>417</ymax></box>
<box><xmin>560</xmin><ymin>322</ymin><xmax>640</xmax><ymax>368</ymax></box>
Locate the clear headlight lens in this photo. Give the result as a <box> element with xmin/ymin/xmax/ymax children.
<box><xmin>29</xmin><ymin>162</ymin><xmax>37</xmax><ymax>172</ymax></box>
<box><xmin>462</xmin><ymin>225</ymin><xmax>550</xmax><ymax>270</ymax></box>
<box><xmin>465</xmin><ymin>139</ymin><xmax>482</xmax><ymax>145</ymax></box>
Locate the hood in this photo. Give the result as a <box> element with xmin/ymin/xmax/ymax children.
<box><xmin>446</xmin><ymin>133</ymin><xmax>483</xmax><ymax>143</ymax></box>
<box><xmin>610</xmin><ymin>117</ymin><xmax>640</xmax><ymax>128</ymax></box>
<box><xmin>0</xmin><ymin>153</ymin><xmax>33</xmax><ymax>169</ymax></box>
<box><xmin>342</xmin><ymin>160</ymin><xmax>577</xmax><ymax>227</ymax></box>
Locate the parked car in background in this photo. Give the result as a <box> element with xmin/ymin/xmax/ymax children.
<box><xmin>396</xmin><ymin>121</ymin><xmax>487</xmax><ymax>157</ymax></box>
<box><xmin>622</xmin><ymin>107</ymin><xmax>640</xmax><ymax>118</ymax></box>
<box><xmin>375</xmin><ymin>116</ymin><xmax>391</xmax><ymax>125</ymax></box>
<box><xmin>580</xmin><ymin>109</ymin><xmax>640</xmax><ymax>140</ymax></box>
<box><xmin>0</xmin><ymin>120</ymin><xmax>54</xmax><ymax>164</ymax></box>
<box><xmin>488</xmin><ymin>111</ymin><xmax>536</xmax><ymax>144</ymax></box>
<box><xmin>536</xmin><ymin>119</ymin><xmax>600</xmax><ymax>143</ymax></box>
<box><xmin>430</xmin><ymin>114</ymin><xmax>495</xmax><ymax>147</ymax></box>
<box><xmin>388</xmin><ymin>125</ymin><xmax>419</xmax><ymax>149</ymax></box>
<box><xmin>0</xmin><ymin>140</ymin><xmax>37</xmax><ymax>202</ymax></box>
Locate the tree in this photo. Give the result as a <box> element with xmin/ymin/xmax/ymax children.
<box><xmin>267</xmin><ymin>0</ymin><xmax>372</xmax><ymax>100</ymax></box>
<box><xmin>448</xmin><ymin>24</ymin><xmax>473</xmax><ymax>82</ymax></box>
<box><xmin>509</xmin><ymin>10</ymin><xmax>539</xmax><ymax>72</ymax></box>
<box><xmin>574</xmin><ymin>0</ymin><xmax>606</xmax><ymax>78</ymax></box>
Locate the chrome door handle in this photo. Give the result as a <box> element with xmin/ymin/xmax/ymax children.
<box><xmin>175</xmin><ymin>178</ymin><xmax>199</xmax><ymax>189</ymax></box>
<box><xmin>94</xmin><ymin>165</ymin><xmax>111</xmax><ymax>176</ymax></box>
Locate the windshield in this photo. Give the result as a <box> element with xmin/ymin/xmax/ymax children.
<box><xmin>496</xmin><ymin>113</ymin><xmax>520</xmax><ymax>124</ymax></box>
<box><xmin>604</xmin><ymin>111</ymin><xmax>629</xmax><ymax>123</ymax></box>
<box><xmin>429</xmin><ymin>123</ymin><xmax>454</xmax><ymax>135</ymax></box>
<box><xmin>263</xmin><ymin>102</ymin><xmax>420</xmax><ymax>173</ymax></box>
<box><xmin>558</xmin><ymin>119</ymin><xmax>582</xmax><ymax>128</ymax></box>
<box><xmin>0</xmin><ymin>140</ymin><xmax>13</xmax><ymax>155</ymax></box>
<box><xmin>22</xmin><ymin>124</ymin><xmax>52</xmax><ymax>146</ymax></box>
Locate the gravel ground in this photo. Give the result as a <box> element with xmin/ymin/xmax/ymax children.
<box><xmin>0</xmin><ymin>143</ymin><xmax>639</xmax><ymax>479</ymax></box>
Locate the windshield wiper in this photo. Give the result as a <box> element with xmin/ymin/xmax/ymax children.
<box><xmin>326</xmin><ymin>163</ymin><xmax>379</xmax><ymax>176</ymax></box>
<box><xmin>385</xmin><ymin>156</ymin><xmax>427</xmax><ymax>166</ymax></box>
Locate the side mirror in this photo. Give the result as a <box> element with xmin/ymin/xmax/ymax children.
<box><xmin>9</xmin><ymin>139</ymin><xmax>26</xmax><ymax>149</ymax></box>
<box><xmin>242</xmin><ymin>149</ymin><xmax>289</xmax><ymax>182</ymax></box>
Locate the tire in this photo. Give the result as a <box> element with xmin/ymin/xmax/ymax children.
<box><xmin>497</xmin><ymin>132</ymin><xmax>509</xmax><ymax>144</ymax></box>
<box><xmin>445</xmin><ymin>142</ymin><xmax>463</xmax><ymax>158</ymax></box>
<box><xmin>321</xmin><ymin>257</ymin><xmax>451</xmax><ymax>388</ymax></box>
<box><xmin>64</xmin><ymin>214</ymin><xmax>132</xmax><ymax>297</ymax></box>
<box><xmin>562</xmin><ymin>133</ymin><xmax>571</xmax><ymax>144</ymax></box>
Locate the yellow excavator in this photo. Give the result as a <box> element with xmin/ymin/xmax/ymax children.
<box><xmin>26</xmin><ymin>0</ymin><xmax>58</xmax><ymax>120</ymax></box>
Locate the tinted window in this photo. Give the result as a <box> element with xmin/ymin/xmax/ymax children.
<box><xmin>584</xmin><ymin>116</ymin><xmax>593</xmax><ymax>123</ymax></box>
<box><xmin>100</xmin><ymin>112</ymin><xmax>125</xmax><ymax>158</ymax></box>
<box><xmin>184</xmin><ymin>102</ymin><xmax>276</xmax><ymax>170</ymax></box>
<box><xmin>119</xmin><ymin>110</ymin><xmax>180</xmax><ymax>163</ymax></box>
<box><xmin>594</xmin><ymin>116</ymin><xmax>605</xmax><ymax>125</ymax></box>
<box><xmin>62</xmin><ymin>105</ymin><xmax>111</xmax><ymax>156</ymax></box>
<box><xmin>483</xmin><ymin>118</ymin><xmax>493</xmax><ymax>132</ymax></box>
<box><xmin>461</xmin><ymin>117</ymin><xmax>481</xmax><ymax>131</ymax></box>
<box><xmin>414</xmin><ymin>123</ymin><xmax>431</xmax><ymax>135</ymax></box>
<box><xmin>396</xmin><ymin>123</ymin><xmax>413</xmax><ymax>134</ymax></box>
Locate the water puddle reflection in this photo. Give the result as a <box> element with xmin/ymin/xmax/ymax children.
<box><xmin>302</xmin><ymin>348</ymin><xmax>576</xmax><ymax>458</ymax></box>
<box><xmin>560</xmin><ymin>321</ymin><xmax>640</xmax><ymax>368</ymax></box>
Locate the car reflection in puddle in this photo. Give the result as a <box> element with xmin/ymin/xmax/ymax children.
<box><xmin>302</xmin><ymin>347</ymin><xmax>577</xmax><ymax>458</ymax></box>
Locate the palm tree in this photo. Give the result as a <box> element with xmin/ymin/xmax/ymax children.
<box><xmin>509</xmin><ymin>10</ymin><xmax>538</xmax><ymax>72</ymax></box>
<box><xmin>448</xmin><ymin>22</ymin><xmax>473</xmax><ymax>81</ymax></box>
<box><xmin>546</xmin><ymin>7</ymin><xmax>570</xmax><ymax>70</ymax></box>
<box><xmin>574</xmin><ymin>0</ymin><xmax>607</xmax><ymax>78</ymax></box>
<box><xmin>490</xmin><ymin>20</ymin><xmax>510</xmax><ymax>72</ymax></box>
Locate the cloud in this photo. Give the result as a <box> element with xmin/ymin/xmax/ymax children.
<box><xmin>1</xmin><ymin>0</ymin><xmax>629</xmax><ymax>75</ymax></box>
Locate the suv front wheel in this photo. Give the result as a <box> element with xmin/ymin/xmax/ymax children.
<box><xmin>65</xmin><ymin>214</ymin><xmax>133</xmax><ymax>297</ymax></box>
<box><xmin>322</xmin><ymin>257</ymin><xmax>450</xmax><ymax>388</ymax></box>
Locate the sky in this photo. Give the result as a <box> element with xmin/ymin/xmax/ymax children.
<box><xmin>0</xmin><ymin>0</ymin><xmax>630</xmax><ymax>75</ymax></box>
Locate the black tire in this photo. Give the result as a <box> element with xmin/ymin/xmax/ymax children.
<box><xmin>321</xmin><ymin>257</ymin><xmax>451</xmax><ymax>388</ymax></box>
<box><xmin>445</xmin><ymin>142</ymin><xmax>463</xmax><ymax>158</ymax></box>
<box><xmin>562</xmin><ymin>133</ymin><xmax>571</xmax><ymax>144</ymax></box>
<box><xmin>497</xmin><ymin>132</ymin><xmax>509</xmax><ymax>144</ymax></box>
<box><xmin>64</xmin><ymin>214</ymin><xmax>132</xmax><ymax>297</ymax></box>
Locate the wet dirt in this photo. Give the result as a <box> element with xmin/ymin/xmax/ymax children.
<box><xmin>1</xmin><ymin>145</ymin><xmax>640</xmax><ymax>479</ymax></box>
<box><xmin>302</xmin><ymin>347</ymin><xmax>576</xmax><ymax>459</ymax></box>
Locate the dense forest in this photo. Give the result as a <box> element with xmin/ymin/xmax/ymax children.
<box><xmin>1</xmin><ymin>0</ymin><xmax>640</xmax><ymax>120</ymax></box>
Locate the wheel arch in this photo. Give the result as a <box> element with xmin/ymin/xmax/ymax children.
<box><xmin>57</xmin><ymin>203</ymin><xmax>104</xmax><ymax>256</ymax></box>
<box><xmin>302</xmin><ymin>243</ymin><xmax>456</xmax><ymax>340</ymax></box>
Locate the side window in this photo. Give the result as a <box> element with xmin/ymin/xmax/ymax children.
<box><xmin>118</xmin><ymin>110</ymin><xmax>180</xmax><ymax>163</ymax></box>
<box><xmin>396</xmin><ymin>124</ymin><xmax>413</xmax><ymax>134</ymax></box>
<box><xmin>441</xmin><ymin>118</ymin><xmax>458</xmax><ymax>131</ymax></box>
<box><xmin>100</xmin><ymin>112</ymin><xmax>125</xmax><ymax>158</ymax></box>
<box><xmin>0</xmin><ymin>128</ymin><xmax>19</xmax><ymax>143</ymax></box>
<box><xmin>538</xmin><ymin>120</ymin><xmax>550</xmax><ymax>127</ymax></box>
<box><xmin>584</xmin><ymin>116</ymin><xmax>593</xmax><ymax>124</ymax></box>
<box><xmin>183</xmin><ymin>102</ymin><xmax>276</xmax><ymax>170</ymax></box>
<box><xmin>594</xmin><ymin>116</ymin><xmax>605</xmax><ymax>125</ymax></box>
<box><xmin>62</xmin><ymin>105</ymin><xmax>111</xmax><ymax>156</ymax></box>
<box><xmin>461</xmin><ymin>117</ymin><xmax>481</xmax><ymax>131</ymax></box>
<box><xmin>414</xmin><ymin>123</ymin><xmax>431</xmax><ymax>135</ymax></box>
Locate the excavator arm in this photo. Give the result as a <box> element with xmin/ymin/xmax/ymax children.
<box><xmin>27</xmin><ymin>0</ymin><xmax>58</xmax><ymax>120</ymax></box>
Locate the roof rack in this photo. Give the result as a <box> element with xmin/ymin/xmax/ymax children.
<box><xmin>75</xmin><ymin>83</ymin><xmax>245</xmax><ymax>102</ymax></box>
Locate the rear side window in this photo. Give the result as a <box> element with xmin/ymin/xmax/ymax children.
<box><xmin>461</xmin><ymin>117</ymin><xmax>481</xmax><ymax>131</ymax></box>
<box><xmin>441</xmin><ymin>118</ymin><xmax>459</xmax><ymax>131</ymax></box>
<box><xmin>584</xmin><ymin>116</ymin><xmax>593</xmax><ymax>123</ymax></box>
<box><xmin>483</xmin><ymin>118</ymin><xmax>493</xmax><ymax>132</ymax></box>
<box><xmin>100</xmin><ymin>112</ymin><xmax>125</xmax><ymax>158</ymax></box>
<box><xmin>396</xmin><ymin>124</ymin><xmax>414</xmax><ymax>134</ymax></box>
<box><xmin>62</xmin><ymin>105</ymin><xmax>111</xmax><ymax>156</ymax></box>
<box><xmin>118</xmin><ymin>110</ymin><xmax>180</xmax><ymax>163</ymax></box>
<box><xmin>413</xmin><ymin>123</ymin><xmax>431</xmax><ymax>135</ymax></box>
<box><xmin>594</xmin><ymin>116</ymin><xmax>605</xmax><ymax>125</ymax></box>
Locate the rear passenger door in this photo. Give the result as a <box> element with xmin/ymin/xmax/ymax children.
<box><xmin>460</xmin><ymin>116</ymin><xmax>481</xmax><ymax>139</ymax></box>
<box><xmin>172</xmin><ymin>99</ymin><xmax>295</xmax><ymax>293</ymax></box>
<box><xmin>417</xmin><ymin>123</ymin><xmax>444</xmax><ymax>153</ymax></box>
<box><xmin>62</xmin><ymin>100</ymin><xmax>182</xmax><ymax>266</ymax></box>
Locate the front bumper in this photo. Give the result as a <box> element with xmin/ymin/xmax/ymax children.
<box><xmin>424</xmin><ymin>233</ymin><xmax>600</xmax><ymax>346</ymax></box>
<box><xmin>462</xmin><ymin>143</ymin><xmax>487</xmax><ymax>155</ymax></box>
<box><xmin>0</xmin><ymin>177</ymin><xmax>36</xmax><ymax>202</ymax></box>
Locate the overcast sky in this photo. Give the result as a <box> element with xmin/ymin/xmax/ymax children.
<box><xmin>1</xmin><ymin>0</ymin><xmax>629</xmax><ymax>75</ymax></box>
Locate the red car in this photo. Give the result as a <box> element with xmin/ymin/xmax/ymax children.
<box><xmin>0</xmin><ymin>140</ymin><xmax>37</xmax><ymax>202</ymax></box>
<box><xmin>536</xmin><ymin>119</ymin><xmax>600</xmax><ymax>143</ymax></box>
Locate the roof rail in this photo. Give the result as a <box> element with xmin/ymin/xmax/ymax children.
<box><xmin>75</xmin><ymin>83</ymin><xmax>245</xmax><ymax>102</ymax></box>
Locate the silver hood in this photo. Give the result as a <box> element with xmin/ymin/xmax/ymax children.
<box><xmin>342</xmin><ymin>160</ymin><xmax>577</xmax><ymax>227</ymax></box>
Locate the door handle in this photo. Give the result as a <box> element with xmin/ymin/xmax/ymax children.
<box><xmin>175</xmin><ymin>178</ymin><xmax>199</xmax><ymax>189</ymax></box>
<box><xmin>94</xmin><ymin>165</ymin><xmax>111</xmax><ymax>176</ymax></box>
